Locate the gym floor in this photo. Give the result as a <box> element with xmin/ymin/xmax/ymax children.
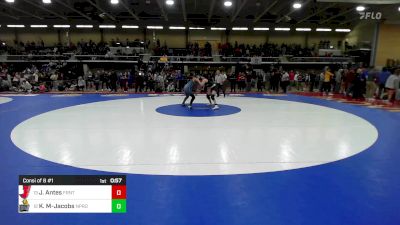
<box><xmin>1</xmin><ymin>93</ymin><xmax>399</xmax><ymax>225</ymax></box>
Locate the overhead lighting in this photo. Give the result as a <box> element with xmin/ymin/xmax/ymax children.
<box><xmin>7</xmin><ymin>25</ymin><xmax>25</xmax><ymax>28</ymax></box>
<box><xmin>316</xmin><ymin>28</ymin><xmax>332</xmax><ymax>32</ymax></box>
<box><xmin>356</xmin><ymin>6</ymin><xmax>365</xmax><ymax>11</ymax></box>
<box><xmin>53</xmin><ymin>25</ymin><xmax>70</xmax><ymax>28</ymax></box>
<box><xmin>42</xmin><ymin>0</ymin><xmax>51</xmax><ymax>3</ymax></box>
<box><xmin>232</xmin><ymin>27</ymin><xmax>248</xmax><ymax>31</ymax></box>
<box><xmin>296</xmin><ymin>28</ymin><xmax>311</xmax><ymax>31</ymax></box>
<box><xmin>253</xmin><ymin>27</ymin><xmax>269</xmax><ymax>31</ymax></box>
<box><xmin>122</xmin><ymin>25</ymin><xmax>139</xmax><ymax>29</ymax></box>
<box><xmin>189</xmin><ymin>27</ymin><xmax>205</xmax><ymax>30</ymax></box>
<box><xmin>147</xmin><ymin>26</ymin><xmax>163</xmax><ymax>29</ymax></box>
<box><xmin>30</xmin><ymin>25</ymin><xmax>48</xmax><ymax>28</ymax></box>
<box><xmin>211</xmin><ymin>27</ymin><xmax>226</xmax><ymax>30</ymax></box>
<box><xmin>274</xmin><ymin>27</ymin><xmax>290</xmax><ymax>31</ymax></box>
<box><xmin>224</xmin><ymin>1</ymin><xmax>232</xmax><ymax>7</ymax></box>
<box><xmin>398</xmin><ymin>6</ymin><xmax>400</xmax><ymax>11</ymax></box>
<box><xmin>5</xmin><ymin>0</ymin><xmax>14</xmax><ymax>3</ymax></box>
<box><xmin>99</xmin><ymin>25</ymin><xmax>116</xmax><ymax>29</ymax></box>
<box><xmin>166</xmin><ymin>0</ymin><xmax>174</xmax><ymax>5</ymax></box>
<box><xmin>76</xmin><ymin>25</ymin><xmax>93</xmax><ymax>28</ymax></box>
<box><xmin>169</xmin><ymin>26</ymin><xmax>186</xmax><ymax>30</ymax></box>
<box><xmin>335</xmin><ymin>28</ymin><xmax>351</xmax><ymax>32</ymax></box>
<box><xmin>110</xmin><ymin>0</ymin><xmax>119</xmax><ymax>4</ymax></box>
<box><xmin>293</xmin><ymin>2</ymin><xmax>302</xmax><ymax>9</ymax></box>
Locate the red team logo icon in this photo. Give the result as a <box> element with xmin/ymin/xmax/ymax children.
<box><xmin>19</xmin><ymin>185</ymin><xmax>31</xmax><ymax>212</ymax></box>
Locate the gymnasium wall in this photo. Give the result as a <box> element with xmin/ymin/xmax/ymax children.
<box><xmin>189</xmin><ymin>30</ymin><xmax>225</xmax><ymax>43</ymax></box>
<box><xmin>345</xmin><ymin>21</ymin><xmax>376</xmax><ymax>48</ymax></box>
<box><xmin>267</xmin><ymin>32</ymin><xmax>306</xmax><ymax>46</ymax></box>
<box><xmin>308</xmin><ymin>33</ymin><xmax>345</xmax><ymax>49</ymax></box>
<box><xmin>0</xmin><ymin>32</ymin><xmax>15</xmax><ymax>44</ymax></box>
<box><xmin>375</xmin><ymin>23</ymin><xmax>400</xmax><ymax>67</ymax></box>
<box><xmin>15</xmin><ymin>30</ymin><xmax>59</xmax><ymax>45</ymax></box>
<box><xmin>229</xmin><ymin>31</ymin><xmax>268</xmax><ymax>45</ymax></box>
<box><xmin>67</xmin><ymin>29</ymin><xmax>101</xmax><ymax>44</ymax></box>
<box><xmin>102</xmin><ymin>30</ymin><xmax>143</xmax><ymax>43</ymax></box>
<box><xmin>152</xmin><ymin>30</ymin><xmax>186</xmax><ymax>48</ymax></box>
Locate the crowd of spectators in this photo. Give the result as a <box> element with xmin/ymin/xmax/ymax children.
<box><xmin>1</xmin><ymin>38</ymin><xmax>347</xmax><ymax>60</ymax></box>
<box><xmin>1</xmin><ymin>60</ymin><xmax>399</xmax><ymax>103</ymax></box>
<box><xmin>0</xmin><ymin>62</ymin><xmax>70</xmax><ymax>93</ymax></box>
<box><xmin>218</xmin><ymin>42</ymin><xmax>314</xmax><ymax>57</ymax></box>
<box><xmin>0</xmin><ymin>38</ymin><xmax>146</xmax><ymax>56</ymax></box>
<box><xmin>0</xmin><ymin>61</ymin><xmax>187</xmax><ymax>93</ymax></box>
<box><xmin>152</xmin><ymin>41</ymin><xmax>315</xmax><ymax>58</ymax></box>
<box><xmin>153</xmin><ymin>40</ymin><xmax>212</xmax><ymax>57</ymax></box>
<box><xmin>149</xmin><ymin>39</ymin><xmax>329</xmax><ymax>58</ymax></box>
<box><xmin>258</xmin><ymin>66</ymin><xmax>400</xmax><ymax>102</ymax></box>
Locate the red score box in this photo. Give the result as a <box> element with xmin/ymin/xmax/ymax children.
<box><xmin>112</xmin><ymin>185</ymin><xmax>126</xmax><ymax>199</ymax></box>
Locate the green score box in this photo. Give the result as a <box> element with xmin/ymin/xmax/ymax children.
<box><xmin>112</xmin><ymin>199</ymin><xmax>126</xmax><ymax>213</ymax></box>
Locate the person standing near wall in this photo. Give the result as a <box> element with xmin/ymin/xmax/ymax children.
<box><xmin>344</xmin><ymin>69</ymin><xmax>355</xmax><ymax>96</ymax></box>
<box><xmin>222</xmin><ymin>70</ymin><xmax>228</xmax><ymax>97</ymax></box>
<box><xmin>365</xmin><ymin>68</ymin><xmax>378</xmax><ymax>99</ymax></box>
<box><xmin>176</xmin><ymin>70</ymin><xmax>184</xmax><ymax>92</ymax></box>
<box><xmin>228</xmin><ymin>72</ymin><xmax>236</xmax><ymax>93</ymax></box>
<box><xmin>296</xmin><ymin>71</ymin><xmax>304</xmax><ymax>91</ymax></box>
<box><xmin>318</xmin><ymin>71</ymin><xmax>324</xmax><ymax>92</ymax></box>
<box><xmin>100</xmin><ymin>70</ymin><xmax>107</xmax><ymax>91</ymax></box>
<box><xmin>237</xmin><ymin>72</ymin><xmax>246</xmax><ymax>92</ymax></box>
<box><xmin>334</xmin><ymin>68</ymin><xmax>343</xmax><ymax>93</ymax></box>
<box><xmin>264</xmin><ymin>69</ymin><xmax>271</xmax><ymax>91</ymax></box>
<box><xmin>395</xmin><ymin>70</ymin><xmax>400</xmax><ymax>102</ymax></box>
<box><xmin>135</xmin><ymin>72</ymin><xmax>143</xmax><ymax>93</ymax></box>
<box><xmin>215</xmin><ymin>70</ymin><xmax>227</xmax><ymax>97</ymax></box>
<box><xmin>280</xmin><ymin>71</ymin><xmax>290</xmax><ymax>94</ymax></box>
<box><xmin>245</xmin><ymin>71</ymin><xmax>252</xmax><ymax>92</ymax></box>
<box><xmin>77</xmin><ymin>76</ymin><xmax>85</xmax><ymax>91</ymax></box>
<box><xmin>289</xmin><ymin>70</ymin><xmax>295</xmax><ymax>91</ymax></box>
<box><xmin>308</xmin><ymin>70</ymin><xmax>316</xmax><ymax>92</ymax></box>
<box><xmin>121</xmin><ymin>72</ymin><xmax>129</xmax><ymax>92</ymax></box>
<box><xmin>257</xmin><ymin>73</ymin><xmax>264</xmax><ymax>92</ymax></box>
<box><xmin>270</xmin><ymin>69</ymin><xmax>280</xmax><ymax>93</ymax></box>
<box><xmin>128</xmin><ymin>70</ymin><xmax>134</xmax><ymax>90</ymax></box>
<box><xmin>322</xmin><ymin>68</ymin><xmax>333</xmax><ymax>95</ymax></box>
<box><xmin>352</xmin><ymin>68</ymin><xmax>365</xmax><ymax>99</ymax></box>
<box><xmin>109</xmin><ymin>71</ymin><xmax>118</xmax><ymax>92</ymax></box>
<box><xmin>94</xmin><ymin>71</ymin><xmax>100</xmax><ymax>91</ymax></box>
<box><xmin>377</xmin><ymin>67</ymin><xmax>391</xmax><ymax>99</ymax></box>
<box><xmin>385</xmin><ymin>69</ymin><xmax>400</xmax><ymax>103</ymax></box>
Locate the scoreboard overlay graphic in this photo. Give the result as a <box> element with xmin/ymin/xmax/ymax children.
<box><xmin>18</xmin><ymin>175</ymin><xmax>126</xmax><ymax>213</ymax></box>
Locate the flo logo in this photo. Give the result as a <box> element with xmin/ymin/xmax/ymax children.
<box><xmin>360</xmin><ymin>12</ymin><xmax>382</xmax><ymax>20</ymax></box>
